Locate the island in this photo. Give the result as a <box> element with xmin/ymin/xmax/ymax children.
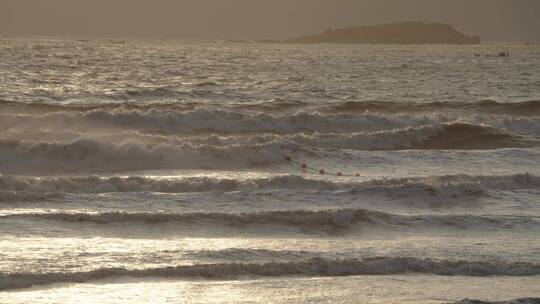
<box><xmin>286</xmin><ymin>22</ymin><xmax>481</xmax><ymax>45</ymax></box>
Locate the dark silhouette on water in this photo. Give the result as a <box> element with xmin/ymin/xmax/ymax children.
<box><xmin>475</xmin><ymin>51</ymin><xmax>510</xmax><ymax>58</ymax></box>
<box><xmin>286</xmin><ymin>22</ymin><xmax>481</xmax><ymax>44</ymax></box>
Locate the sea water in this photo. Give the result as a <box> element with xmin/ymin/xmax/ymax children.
<box><xmin>0</xmin><ymin>39</ymin><xmax>539</xmax><ymax>303</ymax></box>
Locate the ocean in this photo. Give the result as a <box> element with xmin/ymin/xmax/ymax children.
<box><xmin>0</xmin><ymin>38</ymin><xmax>539</xmax><ymax>303</ymax></box>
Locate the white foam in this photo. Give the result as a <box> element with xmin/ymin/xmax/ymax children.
<box><xmin>0</xmin><ymin>109</ymin><xmax>449</xmax><ymax>135</ymax></box>
<box><xmin>2</xmin><ymin>109</ymin><xmax>539</xmax><ymax>137</ymax></box>
<box><xmin>1</xmin><ymin>173</ymin><xmax>537</xmax><ymax>195</ymax></box>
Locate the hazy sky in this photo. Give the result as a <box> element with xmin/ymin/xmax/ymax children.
<box><xmin>1</xmin><ymin>0</ymin><xmax>539</xmax><ymax>41</ymax></box>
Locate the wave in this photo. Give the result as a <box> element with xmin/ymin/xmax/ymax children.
<box><xmin>189</xmin><ymin>248</ymin><xmax>322</xmax><ymax>263</ymax></box>
<box><xmin>4</xmin><ymin>209</ymin><xmax>538</xmax><ymax>232</ymax></box>
<box><xmin>325</xmin><ymin>99</ymin><xmax>540</xmax><ymax>117</ymax></box>
<box><xmin>0</xmin><ymin>139</ymin><xmax>287</xmax><ymax>174</ymax></box>
<box><xmin>409</xmin><ymin>123</ymin><xmax>537</xmax><ymax>150</ymax></box>
<box><xmin>3</xmin><ymin>99</ymin><xmax>539</xmax><ymax>117</ymax></box>
<box><xmin>0</xmin><ymin>99</ymin><xmax>200</xmax><ymax>115</ymax></box>
<box><xmin>347</xmin><ymin>173</ymin><xmax>540</xmax><ymax>201</ymax></box>
<box><xmin>1</xmin><ymin>257</ymin><xmax>539</xmax><ymax>290</ymax></box>
<box><xmin>0</xmin><ymin>175</ymin><xmax>337</xmax><ymax>194</ymax></box>
<box><xmin>0</xmin><ymin>86</ymin><xmax>226</xmax><ymax>106</ymax></box>
<box><xmin>162</xmin><ymin>123</ymin><xmax>536</xmax><ymax>150</ymax></box>
<box><xmin>3</xmin><ymin>122</ymin><xmax>536</xmax><ymax>151</ymax></box>
<box><xmin>287</xmin><ymin>123</ymin><xmax>537</xmax><ymax>150</ymax></box>
<box><xmin>0</xmin><ymin>191</ymin><xmax>64</xmax><ymax>202</ymax></box>
<box><xmin>2</xmin><ymin>173</ymin><xmax>537</xmax><ymax>196</ymax></box>
<box><xmin>6</xmin><ymin>133</ymin><xmax>533</xmax><ymax>174</ymax></box>
<box><xmin>3</xmin><ymin>107</ymin><xmax>540</xmax><ymax>139</ymax></box>
<box><xmin>489</xmin><ymin>115</ymin><xmax>540</xmax><ymax>136</ymax></box>
<box><xmin>122</xmin><ymin>87</ymin><xmax>181</xmax><ymax>99</ymax></box>
<box><xmin>0</xmin><ymin>109</ymin><xmax>440</xmax><ymax>135</ymax></box>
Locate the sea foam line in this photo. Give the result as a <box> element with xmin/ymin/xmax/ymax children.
<box><xmin>1</xmin><ymin>173</ymin><xmax>538</xmax><ymax>195</ymax></box>
<box><xmin>4</xmin><ymin>108</ymin><xmax>539</xmax><ymax>136</ymax></box>
<box><xmin>3</xmin><ymin>99</ymin><xmax>539</xmax><ymax>116</ymax></box>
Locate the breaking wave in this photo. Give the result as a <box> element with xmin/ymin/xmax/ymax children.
<box><xmin>3</xmin><ymin>99</ymin><xmax>540</xmax><ymax>116</ymax></box>
<box><xmin>2</xmin><ymin>108</ymin><xmax>539</xmax><ymax>139</ymax></box>
<box><xmin>0</xmin><ymin>109</ymin><xmax>440</xmax><ymax>135</ymax></box>
<box><xmin>1</xmin><ymin>257</ymin><xmax>539</xmax><ymax>290</ymax></box>
<box><xmin>0</xmin><ymin>139</ymin><xmax>287</xmax><ymax>174</ymax></box>
<box><xmin>285</xmin><ymin>123</ymin><xmax>537</xmax><ymax>150</ymax></box>
<box><xmin>1</xmin><ymin>173</ymin><xmax>537</xmax><ymax>196</ymax></box>
<box><xmin>0</xmin><ymin>126</ymin><xmax>537</xmax><ymax>174</ymax></box>
<box><xmin>150</xmin><ymin>123</ymin><xmax>535</xmax><ymax>150</ymax></box>
<box><xmin>3</xmin><ymin>122</ymin><xmax>536</xmax><ymax>151</ymax></box>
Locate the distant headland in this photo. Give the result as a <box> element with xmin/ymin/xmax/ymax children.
<box><xmin>286</xmin><ymin>22</ymin><xmax>481</xmax><ymax>45</ymax></box>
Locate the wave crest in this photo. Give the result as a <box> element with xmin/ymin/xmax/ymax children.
<box><xmin>326</xmin><ymin>99</ymin><xmax>540</xmax><ymax>117</ymax></box>
<box><xmin>1</xmin><ymin>257</ymin><xmax>539</xmax><ymax>290</ymax></box>
<box><xmin>288</xmin><ymin>123</ymin><xmax>537</xmax><ymax>150</ymax></box>
<box><xmin>2</xmin><ymin>173</ymin><xmax>537</xmax><ymax>195</ymax></box>
<box><xmin>4</xmin><ymin>99</ymin><xmax>540</xmax><ymax>116</ymax></box>
<box><xmin>4</xmin><ymin>209</ymin><xmax>538</xmax><ymax>232</ymax></box>
<box><xmin>0</xmin><ymin>139</ymin><xmax>286</xmax><ymax>174</ymax></box>
<box><xmin>0</xmin><ymin>109</ymin><xmax>451</xmax><ymax>135</ymax></box>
